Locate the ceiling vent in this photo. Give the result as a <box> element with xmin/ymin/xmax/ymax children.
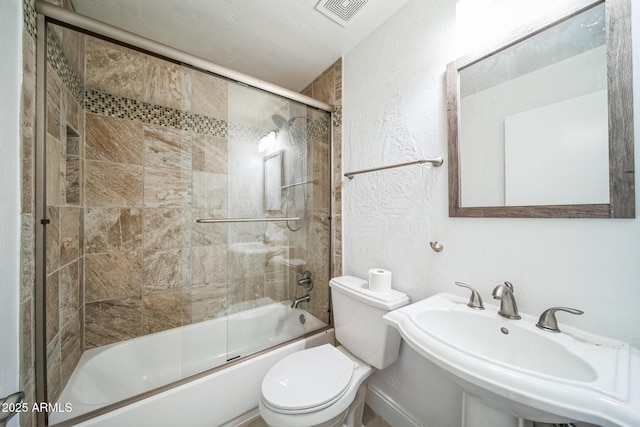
<box><xmin>315</xmin><ymin>0</ymin><xmax>369</xmax><ymax>27</ymax></box>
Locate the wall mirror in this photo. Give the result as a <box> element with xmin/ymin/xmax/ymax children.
<box><xmin>264</xmin><ymin>150</ymin><xmax>283</xmax><ymax>211</ymax></box>
<box><xmin>447</xmin><ymin>0</ymin><xmax>634</xmax><ymax>218</ymax></box>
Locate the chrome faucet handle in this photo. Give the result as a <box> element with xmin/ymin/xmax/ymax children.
<box><xmin>454</xmin><ymin>282</ymin><xmax>484</xmax><ymax>310</ymax></box>
<box><xmin>536</xmin><ymin>307</ymin><xmax>584</xmax><ymax>333</ymax></box>
<box><xmin>503</xmin><ymin>281</ymin><xmax>514</xmax><ymax>292</ymax></box>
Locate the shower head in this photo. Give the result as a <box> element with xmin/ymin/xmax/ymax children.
<box><xmin>272</xmin><ymin>115</ymin><xmax>308</xmax><ymax>130</ymax></box>
<box><xmin>272</xmin><ymin>114</ymin><xmax>291</xmax><ymax>130</ymax></box>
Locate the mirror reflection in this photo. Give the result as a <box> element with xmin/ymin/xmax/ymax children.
<box><xmin>447</xmin><ymin>0</ymin><xmax>635</xmax><ymax>218</ymax></box>
<box><xmin>459</xmin><ymin>4</ymin><xmax>607</xmax><ymax>207</ymax></box>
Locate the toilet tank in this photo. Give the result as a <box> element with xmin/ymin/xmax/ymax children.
<box><xmin>329</xmin><ymin>275</ymin><xmax>410</xmax><ymax>369</ymax></box>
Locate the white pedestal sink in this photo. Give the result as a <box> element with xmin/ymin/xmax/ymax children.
<box><xmin>384</xmin><ymin>293</ymin><xmax>640</xmax><ymax>427</ymax></box>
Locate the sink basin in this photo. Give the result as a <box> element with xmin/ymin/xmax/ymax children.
<box><xmin>384</xmin><ymin>293</ymin><xmax>640</xmax><ymax>426</ymax></box>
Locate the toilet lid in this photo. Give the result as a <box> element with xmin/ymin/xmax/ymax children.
<box><xmin>261</xmin><ymin>344</ymin><xmax>355</xmax><ymax>412</ymax></box>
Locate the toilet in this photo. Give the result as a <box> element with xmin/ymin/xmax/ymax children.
<box><xmin>259</xmin><ymin>275</ymin><xmax>410</xmax><ymax>427</ymax></box>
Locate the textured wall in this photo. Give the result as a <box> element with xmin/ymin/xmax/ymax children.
<box><xmin>343</xmin><ymin>0</ymin><xmax>640</xmax><ymax>425</ymax></box>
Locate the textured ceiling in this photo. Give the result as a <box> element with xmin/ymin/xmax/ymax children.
<box><xmin>70</xmin><ymin>0</ymin><xmax>411</xmax><ymax>92</ymax></box>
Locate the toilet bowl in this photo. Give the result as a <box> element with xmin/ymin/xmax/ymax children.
<box><xmin>259</xmin><ymin>344</ymin><xmax>372</xmax><ymax>427</ymax></box>
<box><xmin>259</xmin><ymin>275</ymin><xmax>410</xmax><ymax>427</ymax></box>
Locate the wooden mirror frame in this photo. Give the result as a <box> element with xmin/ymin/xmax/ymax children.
<box><xmin>447</xmin><ymin>0</ymin><xmax>634</xmax><ymax>218</ymax></box>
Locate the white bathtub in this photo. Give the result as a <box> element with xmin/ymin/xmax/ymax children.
<box><xmin>51</xmin><ymin>300</ymin><xmax>330</xmax><ymax>425</ymax></box>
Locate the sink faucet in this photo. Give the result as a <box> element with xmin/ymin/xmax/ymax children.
<box><xmin>291</xmin><ymin>294</ymin><xmax>310</xmax><ymax>308</ymax></box>
<box><xmin>492</xmin><ymin>282</ymin><xmax>521</xmax><ymax>320</ymax></box>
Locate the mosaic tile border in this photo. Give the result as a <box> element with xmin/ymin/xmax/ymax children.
<box><xmin>85</xmin><ymin>88</ymin><xmax>331</xmax><ymax>141</ymax></box>
<box><xmin>47</xmin><ymin>30</ymin><xmax>84</xmax><ymax>103</ymax></box>
<box><xmin>84</xmin><ymin>89</ymin><xmax>230</xmax><ymax>137</ymax></box>
<box><xmin>23</xmin><ymin>0</ymin><xmax>37</xmax><ymax>40</ymax></box>
<box><xmin>44</xmin><ymin>7</ymin><xmax>332</xmax><ymax>141</ymax></box>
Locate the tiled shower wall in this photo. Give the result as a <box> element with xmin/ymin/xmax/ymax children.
<box><xmin>81</xmin><ymin>35</ymin><xmax>232</xmax><ymax>347</ymax></box>
<box><xmin>301</xmin><ymin>59</ymin><xmax>343</xmax><ymax>319</ymax></box>
<box><xmin>44</xmin><ymin>24</ymin><xmax>86</xmax><ymax>403</ymax></box>
<box><xmin>19</xmin><ymin>1</ymin><xmax>342</xmax><ymax>425</ymax></box>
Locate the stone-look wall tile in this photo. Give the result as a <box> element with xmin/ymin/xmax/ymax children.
<box><xmin>59</xmin><ymin>260</ymin><xmax>80</xmax><ymax>321</ymax></box>
<box><xmin>183</xmin><ymin>284</ymin><xmax>226</xmax><ymax>324</ymax></box>
<box><xmin>21</xmin><ymin>7</ymin><xmax>38</xmax><ymax>426</ymax></box>
<box><xmin>228</xmin><ymin>277</ymin><xmax>265</xmax><ymax>314</ymax></box>
<box><xmin>306</xmin><ymin>215</ymin><xmax>331</xmax><ymax>323</ymax></box>
<box><xmin>85</xmin><ymin>252</ymin><xmax>142</xmax><ymax>302</ymax></box>
<box><xmin>192</xmin><ymin>209</ymin><xmax>228</xmax><ymax>246</ymax></box>
<box><xmin>142</xmin><ymin>289</ymin><xmax>185</xmax><ymax>334</ymax></box>
<box><xmin>85</xmin><ymin>160</ymin><xmax>143</xmax><ymax>207</ymax></box>
<box><xmin>59</xmin><ymin>206</ymin><xmax>80</xmax><ymax>265</ymax></box>
<box><xmin>85</xmin><ymin>297</ymin><xmax>143</xmax><ymax>348</ymax></box>
<box><xmin>145</xmin><ymin>57</ymin><xmax>191</xmax><ymax>111</ymax></box>
<box><xmin>264</xmin><ymin>259</ymin><xmax>290</xmax><ymax>302</ymax></box>
<box><xmin>333</xmin><ymin>214</ymin><xmax>343</xmax><ymax>277</ymax></box>
<box><xmin>85</xmin><ymin>36</ymin><xmax>144</xmax><ymax>100</ymax></box>
<box><xmin>22</xmin><ymin>32</ymin><xmax>36</xmax><ymax>131</ymax></box>
<box><xmin>191</xmin><ymin>245</ymin><xmax>227</xmax><ymax>285</ymax></box>
<box><xmin>144</xmin><ymin>166</ymin><xmax>192</xmax><ymax>208</ymax></box>
<box><xmin>66</xmin><ymin>128</ymin><xmax>80</xmax><ymax>155</ymax></box>
<box><xmin>46</xmin><ymin>206</ymin><xmax>60</xmax><ymax>274</ymax></box>
<box><xmin>85</xmin><ymin>208</ymin><xmax>142</xmax><ymax>254</ymax></box>
<box><xmin>334</xmin><ymin>59</ymin><xmax>343</xmax><ymax>103</ymax></box>
<box><xmin>118</xmin><ymin>208</ymin><xmax>142</xmax><ymax>250</ymax></box>
<box><xmin>46</xmin><ymin>337</ymin><xmax>62</xmax><ymax>402</ymax></box>
<box><xmin>144</xmin><ymin>124</ymin><xmax>183</xmax><ymax>169</ymax></box>
<box><xmin>21</xmin><ymin>214</ymin><xmax>35</xmax><ymax>302</ymax></box>
<box><xmin>192</xmin><ymin>133</ymin><xmax>228</xmax><ymax>173</ymax></box>
<box><xmin>60</xmin><ymin>311</ymin><xmax>82</xmax><ymax>388</ymax></box>
<box><xmin>311</xmin><ymin>133</ymin><xmax>331</xmax><ymax>212</ymax></box>
<box><xmin>143</xmin><ymin>208</ymin><xmax>185</xmax><ymax>251</ymax></box>
<box><xmin>86</xmin><ymin>113</ymin><xmax>143</xmax><ymax>164</ymax></box>
<box><xmin>46</xmin><ymin>271</ymin><xmax>59</xmax><ymax>344</ymax></box>
<box><xmin>192</xmin><ymin>171</ymin><xmax>227</xmax><ymax>210</ymax></box>
<box><xmin>60</xmin><ymin>24</ymin><xmax>83</xmax><ymax>84</ymax></box>
<box><xmin>21</xmin><ymin>127</ymin><xmax>34</xmax><ymax>215</ymax></box>
<box><xmin>46</xmin><ymin>135</ymin><xmax>62</xmax><ymax>206</ymax></box>
<box><xmin>64</xmin><ymin>85</ymin><xmax>81</xmax><ymax>132</ymax></box>
<box><xmin>65</xmin><ymin>154</ymin><xmax>80</xmax><ymax>204</ymax></box>
<box><xmin>191</xmin><ymin>69</ymin><xmax>228</xmax><ymax>120</ymax></box>
<box><xmin>229</xmin><ymin>250</ymin><xmax>267</xmax><ymax>282</ymax></box>
<box><xmin>47</xmin><ymin>67</ymin><xmax>61</xmax><ymax>139</ymax></box>
<box><xmin>143</xmin><ymin>249</ymin><xmax>184</xmax><ymax>292</ymax></box>
<box><xmin>19</xmin><ymin>298</ymin><xmax>33</xmax><ymax>384</ymax></box>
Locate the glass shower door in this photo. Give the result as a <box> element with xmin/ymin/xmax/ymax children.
<box><xmin>225</xmin><ymin>83</ymin><xmax>331</xmax><ymax>359</ymax></box>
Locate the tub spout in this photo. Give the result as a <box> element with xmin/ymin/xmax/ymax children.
<box><xmin>291</xmin><ymin>294</ymin><xmax>310</xmax><ymax>308</ymax></box>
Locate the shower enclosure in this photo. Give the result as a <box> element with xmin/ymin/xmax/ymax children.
<box><xmin>36</xmin><ymin>6</ymin><xmax>333</xmax><ymax>425</ymax></box>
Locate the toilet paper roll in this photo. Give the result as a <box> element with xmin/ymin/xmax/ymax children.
<box><xmin>368</xmin><ymin>269</ymin><xmax>392</xmax><ymax>292</ymax></box>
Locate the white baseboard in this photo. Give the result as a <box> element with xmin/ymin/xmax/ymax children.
<box><xmin>365</xmin><ymin>384</ymin><xmax>423</xmax><ymax>427</ymax></box>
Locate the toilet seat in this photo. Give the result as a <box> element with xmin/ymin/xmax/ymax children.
<box><xmin>261</xmin><ymin>344</ymin><xmax>355</xmax><ymax>414</ymax></box>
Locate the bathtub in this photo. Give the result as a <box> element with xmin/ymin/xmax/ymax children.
<box><xmin>51</xmin><ymin>300</ymin><xmax>331</xmax><ymax>426</ymax></box>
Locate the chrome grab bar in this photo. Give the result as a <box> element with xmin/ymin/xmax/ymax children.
<box><xmin>196</xmin><ymin>217</ymin><xmax>301</xmax><ymax>224</ymax></box>
<box><xmin>344</xmin><ymin>157</ymin><xmax>444</xmax><ymax>179</ymax></box>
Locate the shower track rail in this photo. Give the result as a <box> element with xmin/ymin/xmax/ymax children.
<box><xmin>196</xmin><ymin>217</ymin><xmax>301</xmax><ymax>224</ymax></box>
<box><xmin>34</xmin><ymin>1</ymin><xmax>334</xmax><ymax>113</ymax></box>
<box><xmin>344</xmin><ymin>157</ymin><xmax>444</xmax><ymax>179</ymax></box>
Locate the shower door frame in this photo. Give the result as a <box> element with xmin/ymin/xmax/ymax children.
<box><xmin>34</xmin><ymin>3</ymin><xmax>336</xmax><ymax>426</ymax></box>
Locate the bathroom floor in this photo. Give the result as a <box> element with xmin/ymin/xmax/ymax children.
<box><xmin>245</xmin><ymin>404</ymin><xmax>392</xmax><ymax>427</ymax></box>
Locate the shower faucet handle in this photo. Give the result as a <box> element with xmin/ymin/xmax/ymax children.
<box><xmin>297</xmin><ymin>271</ymin><xmax>313</xmax><ymax>291</ymax></box>
<box><xmin>454</xmin><ymin>282</ymin><xmax>484</xmax><ymax>310</ymax></box>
